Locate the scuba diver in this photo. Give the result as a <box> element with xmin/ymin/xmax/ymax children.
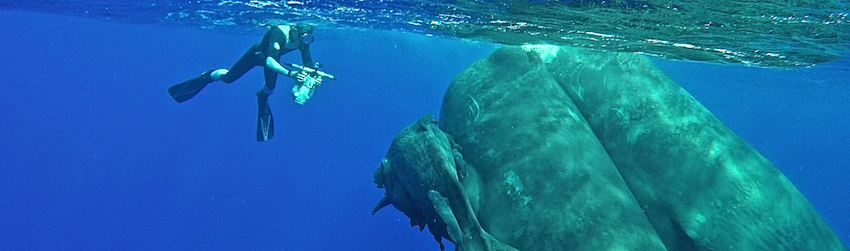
<box><xmin>168</xmin><ymin>23</ymin><xmax>336</xmax><ymax>142</ymax></box>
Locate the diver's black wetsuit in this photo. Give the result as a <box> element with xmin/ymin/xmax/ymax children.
<box><xmin>218</xmin><ymin>26</ymin><xmax>313</xmax><ymax>91</ymax></box>
<box><xmin>166</xmin><ymin>24</ymin><xmax>317</xmax><ymax>141</ymax></box>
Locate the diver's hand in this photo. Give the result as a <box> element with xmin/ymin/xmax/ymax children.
<box><xmin>295</xmin><ymin>70</ymin><xmax>309</xmax><ymax>82</ymax></box>
<box><xmin>293</xmin><ymin>71</ymin><xmax>322</xmax><ymax>85</ymax></box>
<box><xmin>287</xmin><ymin>70</ymin><xmax>302</xmax><ymax>79</ymax></box>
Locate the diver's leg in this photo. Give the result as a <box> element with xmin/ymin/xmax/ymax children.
<box><xmin>212</xmin><ymin>43</ymin><xmax>265</xmax><ymax>84</ymax></box>
<box><xmin>168</xmin><ymin>43</ymin><xmax>266</xmax><ymax>103</ymax></box>
<box><xmin>262</xmin><ymin>67</ymin><xmax>279</xmax><ymax>91</ymax></box>
<box><xmin>167</xmin><ymin>69</ymin><xmax>215</xmax><ymax>103</ymax></box>
<box><xmin>255</xmin><ymin>68</ymin><xmax>279</xmax><ymax>141</ymax></box>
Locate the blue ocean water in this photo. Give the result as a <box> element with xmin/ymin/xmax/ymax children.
<box><xmin>0</xmin><ymin>8</ymin><xmax>847</xmax><ymax>251</ymax></box>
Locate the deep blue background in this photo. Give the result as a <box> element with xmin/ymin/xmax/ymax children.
<box><xmin>1</xmin><ymin>10</ymin><xmax>847</xmax><ymax>250</ymax></box>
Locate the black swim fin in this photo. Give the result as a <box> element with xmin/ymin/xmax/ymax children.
<box><xmin>256</xmin><ymin>91</ymin><xmax>274</xmax><ymax>142</ymax></box>
<box><xmin>168</xmin><ymin>70</ymin><xmax>213</xmax><ymax>103</ymax></box>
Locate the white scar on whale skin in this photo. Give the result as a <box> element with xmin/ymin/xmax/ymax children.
<box><xmin>467</xmin><ymin>94</ymin><xmax>481</xmax><ymax>123</ymax></box>
<box><xmin>568</xmin><ymin>109</ymin><xmax>582</xmax><ymax>123</ymax></box>
<box><xmin>571</xmin><ymin>65</ymin><xmax>585</xmax><ymax>101</ymax></box>
<box><xmin>611</xmin><ymin>107</ymin><xmax>630</xmax><ymax>127</ymax></box>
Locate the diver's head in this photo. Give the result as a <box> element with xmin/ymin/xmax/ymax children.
<box><xmin>293</xmin><ymin>23</ymin><xmax>315</xmax><ymax>45</ymax></box>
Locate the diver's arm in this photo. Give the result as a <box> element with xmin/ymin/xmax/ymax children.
<box><xmin>264</xmin><ymin>40</ymin><xmax>297</xmax><ymax>78</ymax></box>
<box><xmin>300</xmin><ymin>45</ymin><xmax>314</xmax><ymax>68</ymax></box>
<box><xmin>266</xmin><ymin>56</ymin><xmax>296</xmax><ymax>77</ymax></box>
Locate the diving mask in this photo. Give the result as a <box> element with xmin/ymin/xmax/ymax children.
<box><xmin>300</xmin><ymin>33</ymin><xmax>315</xmax><ymax>45</ymax></box>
